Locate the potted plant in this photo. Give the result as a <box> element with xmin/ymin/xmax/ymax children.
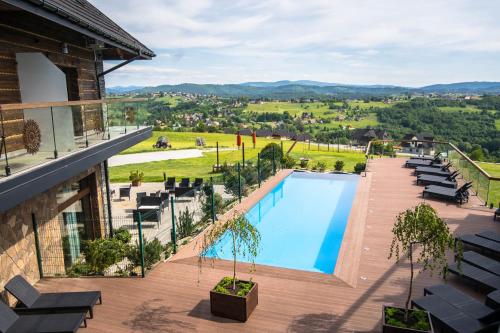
<box><xmin>129</xmin><ymin>170</ymin><xmax>143</xmax><ymax>186</ymax></box>
<box><xmin>199</xmin><ymin>211</ymin><xmax>261</xmax><ymax>322</ymax></box>
<box><xmin>385</xmin><ymin>203</ymin><xmax>461</xmax><ymax>333</ymax></box>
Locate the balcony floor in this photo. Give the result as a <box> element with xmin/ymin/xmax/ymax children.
<box><xmin>35</xmin><ymin>158</ymin><xmax>499</xmax><ymax>332</ymax></box>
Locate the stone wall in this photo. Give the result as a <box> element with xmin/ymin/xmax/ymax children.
<box><xmin>0</xmin><ymin>163</ymin><xmax>104</xmax><ymax>304</ymax></box>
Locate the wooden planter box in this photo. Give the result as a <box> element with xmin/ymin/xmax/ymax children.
<box><xmin>131</xmin><ymin>180</ymin><xmax>141</xmax><ymax>187</ymax></box>
<box><xmin>210</xmin><ymin>280</ymin><xmax>258</xmax><ymax>322</ymax></box>
<box><xmin>382</xmin><ymin>306</ymin><xmax>433</xmax><ymax>333</ymax></box>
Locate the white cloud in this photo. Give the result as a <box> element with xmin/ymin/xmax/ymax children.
<box><xmin>90</xmin><ymin>0</ymin><xmax>500</xmax><ymax>87</ymax></box>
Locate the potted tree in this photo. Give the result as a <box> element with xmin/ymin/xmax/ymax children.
<box><xmin>385</xmin><ymin>203</ymin><xmax>461</xmax><ymax>333</ymax></box>
<box><xmin>129</xmin><ymin>170</ymin><xmax>143</xmax><ymax>187</ymax></box>
<box><xmin>199</xmin><ymin>211</ymin><xmax>261</xmax><ymax>322</ymax></box>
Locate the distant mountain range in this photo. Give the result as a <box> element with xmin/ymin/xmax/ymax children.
<box><xmin>106</xmin><ymin>81</ymin><xmax>500</xmax><ymax>98</ymax></box>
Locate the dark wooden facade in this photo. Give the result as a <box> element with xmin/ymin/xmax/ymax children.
<box><xmin>0</xmin><ymin>8</ymin><xmax>105</xmax><ymax>152</ymax></box>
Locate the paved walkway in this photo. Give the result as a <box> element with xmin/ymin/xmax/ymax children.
<box><xmin>109</xmin><ymin>148</ymin><xmax>236</xmax><ymax>167</ymax></box>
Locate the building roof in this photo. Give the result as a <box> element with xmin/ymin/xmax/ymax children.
<box><xmin>6</xmin><ymin>0</ymin><xmax>155</xmax><ymax>58</ymax></box>
<box><xmin>351</xmin><ymin>128</ymin><xmax>389</xmax><ymax>142</ymax></box>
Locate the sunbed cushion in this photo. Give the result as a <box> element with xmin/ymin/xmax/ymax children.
<box><xmin>463</xmin><ymin>251</ymin><xmax>500</xmax><ymax>276</ymax></box>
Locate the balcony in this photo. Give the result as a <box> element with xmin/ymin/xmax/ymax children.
<box><xmin>0</xmin><ymin>98</ymin><xmax>152</xmax><ymax>212</ymax></box>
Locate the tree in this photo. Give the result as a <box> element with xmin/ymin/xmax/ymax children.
<box><xmin>388</xmin><ymin>203</ymin><xmax>461</xmax><ymax>321</ymax></box>
<box><xmin>199</xmin><ymin>211</ymin><xmax>261</xmax><ymax>291</ymax></box>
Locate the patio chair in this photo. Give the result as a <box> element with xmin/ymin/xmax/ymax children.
<box><xmin>164</xmin><ymin>177</ymin><xmax>176</xmax><ymax>191</ymax></box>
<box><xmin>174</xmin><ymin>186</ymin><xmax>195</xmax><ymax>199</ymax></box>
<box><xmin>133</xmin><ymin>209</ymin><xmax>161</xmax><ymax>225</ymax></box>
<box><xmin>412</xmin><ymin>295</ymin><xmax>500</xmax><ymax>333</ymax></box>
<box><xmin>135</xmin><ymin>192</ymin><xmax>147</xmax><ymax>207</ymax></box>
<box><xmin>160</xmin><ymin>191</ymin><xmax>169</xmax><ymax>206</ymax></box>
<box><xmin>119</xmin><ymin>186</ymin><xmax>131</xmax><ymax>201</ymax></box>
<box><xmin>495</xmin><ymin>204</ymin><xmax>500</xmax><ymax>222</ymax></box>
<box><xmin>423</xmin><ymin>284</ymin><xmax>495</xmax><ymax>320</ymax></box>
<box><xmin>478</xmin><ymin>231</ymin><xmax>500</xmax><ymax>244</ymax></box>
<box><xmin>193</xmin><ymin>178</ymin><xmax>203</xmax><ymax>190</ymax></box>
<box><xmin>4</xmin><ymin>275</ymin><xmax>101</xmax><ymax>319</ymax></box>
<box><xmin>462</xmin><ymin>251</ymin><xmax>500</xmax><ymax>276</ymax></box>
<box><xmin>0</xmin><ymin>301</ymin><xmax>87</xmax><ymax>333</ymax></box>
<box><xmin>422</xmin><ymin>182</ymin><xmax>472</xmax><ymax>204</ymax></box>
<box><xmin>138</xmin><ymin>196</ymin><xmax>163</xmax><ymax>211</ymax></box>
<box><xmin>179</xmin><ymin>178</ymin><xmax>190</xmax><ymax>188</ymax></box>
<box><xmin>448</xmin><ymin>261</ymin><xmax>500</xmax><ymax>292</ymax></box>
<box><xmin>457</xmin><ymin>234</ymin><xmax>500</xmax><ymax>257</ymax></box>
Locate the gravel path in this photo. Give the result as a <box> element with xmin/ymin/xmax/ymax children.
<box><xmin>108</xmin><ymin>148</ymin><xmax>235</xmax><ymax>166</ymax></box>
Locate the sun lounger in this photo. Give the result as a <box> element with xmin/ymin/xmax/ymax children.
<box><xmin>448</xmin><ymin>261</ymin><xmax>500</xmax><ymax>292</ymax></box>
<box><xmin>458</xmin><ymin>234</ymin><xmax>500</xmax><ymax>257</ymax></box>
<box><xmin>416</xmin><ymin>176</ymin><xmax>457</xmax><ymax>188</ymax></box>
<box><xmin>405</xmin><ymin>159</ymin><xmax>444</xmax><ymax>168</ymax></box>
<box><xmin>462</xmin><ymin>251</ymin><xmax>500</xmax><ymax>276</ymax></box>
<box><xmin>412</xmin><ymin>295</ymin><xmax>500</xmax><ymax>333</ymax></box>
<box><xmin>164</xmin><ymin>177</ymin><xmax>176</xmax><ymax>191</ymax></box>
<box><xmin>0</xmin><ymin>301</ymin><xmax>86</xmax><ymax>333</ymax></box>
<box><xmin>478</xmin><ymin>231</ymin><xmax>500</xmax><ymax>244</ymax></box>
<box><xmin>423</xmin><ymin>182</ymin><xmax>471</xmax><ymax>204</ymax></box>
<box><xmin>424</xmin><ymin>284</ymin><xmax>495</xmax><ymax>320</ymax></box>
<box><xmin>4</xmin><ymin>275</ymin><xmax>101</xmax><ymax>319</ymax></box>
<box><xmin>415</xmin><ymin>163</ymin><xmax>452</xmax><ymax>176</ymax></box>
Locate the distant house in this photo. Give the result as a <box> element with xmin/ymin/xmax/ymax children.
<box><xmin>401</xmin><ymin>133</ymin><xmax>436</xmax><ymax>156</ymax></box>
<box><xmin>255</xmin><ymin>129</ymin><xmax>272</xmax><ymax>137</ymax></box>
<box><xmin>294</xmin><ymin>133</ymin><xmax>312</xmax><ymax>142</ymax></box>
<box><xmin>273</xmin><ymin>129</ymin><xmax>294</xmax><ymax>139</ymax></box>
<box><xmin>350</xmin><ymin>128</ymin><xmax>389</xmax><ymax>146</ymax></box>
<box><xmin>237</xmin><ymin>128</ymin><xmax>253</xmax><ymax>136</ymax></box>
<box><xmin>223</xmin><ymin>128</ymin><xmax>235</xmax><ymax>134</ymax></box>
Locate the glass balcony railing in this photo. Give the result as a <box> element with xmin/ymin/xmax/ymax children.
<box><xmin>0</xmin><ymin>98</ymin><xmax>150</xmax><ymax>178</ymax></box>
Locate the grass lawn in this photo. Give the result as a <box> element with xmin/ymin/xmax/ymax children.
<box><xmin>496</xmin><ymin>119</ymin><xmax>500</xmax><ymax>130</ymax></box>
<box><xmin>437</xmin><ymin>106</ymin><xmax>481</xmax><ymax>113</ymax></box>
<box><xmin>156</xmin><ymin>95</ymin><xmax>185</xmax><ymax>107</ymax></box>
<box><xmin>477</xmin><ymin>162</ymin><xmax>500</xmax><ymax>207</ymax></box>
<box><xmin>109</xmin><ymin>138</ymin><xmax>365</xmax><ymax>183</ymax></box>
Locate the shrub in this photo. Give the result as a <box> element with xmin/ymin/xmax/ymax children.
<box><xmin>82</xmin><ymin>237</ymin><xmax>128</xmax><ymax>275</ymax></box>
<box><xmin>241</xmin><ymin>163</ymin><xmax>258</xmax><ymax>185</ymax></box>
<box><xmin>281</xmin><ymin>155</ymin><xmax>296</xmax><ymax>168</ymax></box>
<box><xmin>113</xmin><ymin>227</ymin><xmax>132</xmax><ymax>244</ymax></box>
<box><xmin>260</xmin><ymin>143</ymin><xmax>283</xmax><ymax>162</ymax></box>
<box><xmin>315</xmin><ymin>161</ymin><xmax>326</xmax><ymax>172</ymax></box>
<box><xmin>129</xmin><ymin>170</ymin><xmax>144</xmax><ymax>183</ymax></box>
<box><xmin>299</xmin><ymin>158</ymin><xmax>309</xmax><ymax>168</ymax></box>
<box><xmin>127</xmin><ymin>237</ymin><xmax>163</xmax><ymax>270</ymax></box>
<box><xmin>334</xmin><ymin>160</ymin><xmax>345</xmax><ymax>171</ymax></box>
<box><xmin>176</xmin><ymin>207</ymin><xmax>195</xmax><ymax>239</ymax></box>
<box><xmin>202</xmin><ymin>192</ymin><xmax>223</xmax><ymax>221</ymax></box>
<box><xmin>354</xmin><ymin>162</ymin><xmax>366</xmax><ymax>174</ymax></box>
<box><xmin>223</xmin><ymin>169</ymin><xmax>246</xmax><ymax>197</ymax></box>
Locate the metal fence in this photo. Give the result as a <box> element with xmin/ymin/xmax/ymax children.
<box><xmin>32</xmin><ymin>149</ymin><xmax>283</xmax><ymax>279</ymax></box>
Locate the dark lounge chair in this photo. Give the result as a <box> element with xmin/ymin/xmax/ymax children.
<box><xmin>119</xmin><ymin>186</ymin><xmax>131</xmax><ymax>200</ymax></box>
<box><xmin>478</xmin><ymin>231</ymin><xmax>500</xmax><ymax>244</ymax></box>
<box><xmin>0</xmin><ymin>301</ymin><xmax>86</xmax><ymax>333</ymax></box>
<box><xmin>423</xmin><ymin>284</ymin><xmax>496</xmax><ymax>320</ymax></box>
<box><xmin>457</xmin><ymin>234</ymin><xmax>500</xmax><ymax>257</ymax></box>
<box><xmin>423</xmin><ymin>182</ymin><xmax>471</xmax><ymax>204</ymax></box>
<box><xmin>174</xmin><ymin>186</ymin><xmax>195</xmax><ymax>199</ymax></box>
<box><xmin>412</xmin><ymin>295</ymin><xmax>500</xmax><ymax>333</ymax></box>
<box><xmin>462</xmin><ymin>251</ymin><xmax>500</xmax><ymax>276</ymax></box>
<box><xmin>416</xmin><ymin>171</ymin><xmax>459</xmax><ymax>187</ymax></box>
<box><xmin>179</xmin><ymin>178</ymin><xmax>190</xmax><ymax>188</ymax></box>
<box><xmin>164</xmin><ymin>177</ymin><xmax>176</xmax><ymax>191</ymax></box>
<box><xmin>448</xmin><ymin>261</ymin><xmax>500</xmax><ymax>292</ymax></box>
<box><xmin>415</xmin><ymin>163</ymin><xmax>452</xmax><ymax>176</ymax></box>
<box><xmin>405</xmin><ymin>159</ymin><xmax>443</xmax><ymax>169</ymax></box>
<box><xmin>133</xmin><ymin>209</ymin><xmax>161</xmax><ymax>225</ymax></box>
<box><xmin>4</xmin><ymin>275</ymin><xmax>101</xmax><ymax>319</ymax></box>
<box><xmin>135</xmin><ymin>192</ymin><xmax>147</xmax><ymax>207</ymax></box>
<box><xmin>193</xmin><ymin>178</ymin><xmax>203</xmax><ymax>190</ymax></box>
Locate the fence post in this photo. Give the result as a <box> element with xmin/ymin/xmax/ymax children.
<box><xmin>170</xmin><ymin>197</ymin><xmax>177</xmax><ymax>254</ymax></box>
<box><xmin>210</xmin><ymin>177</ymin><xmax>216</xmax><ymax>223</ymax></box>
<box><xmin>486</xmin><ymin>179</ymin><xmax>491</xmax><ymax>206</ymax></box>
<box><xmin>237</xmin><ymin>162</ymin><xmax>242</xmax><ymax>203</ymax></box>
<box><xmin>31</xmin><ymin>213</ymin><xmax>44</xmax><ymax>279</ymax></box>
<box><xmin>136</xmin><ymin>212</ymin><xmax>146</xmax><ymax>278</ymax></box>
<box><xmin>257</xmin><ymin>153</ymin><xmax>261</xmax><ymax>188</ymax></box>
<box><xmin>163</xmin><ymin>172</ymin><xmax>166</xmax><ymax>182</ymax></box>
<box><xmin>272</xmin><ymin>145</ymin><xmax>276</xmax><ymax>175</ymax></box>
<box><xmin>0</xmin><ymin>110</ymin><xmax>11</xmax><ymax>176</ymax></box>
<box><xmin>50</xmin><ymin>107</ymin><xmax>58</xmax><ymax>159</ymax></box>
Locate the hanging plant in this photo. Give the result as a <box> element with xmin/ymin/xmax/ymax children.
<box><xmin>23</xmin><ymin>119</ymin><xmax>41</xmax><ymax>154</ymax></box>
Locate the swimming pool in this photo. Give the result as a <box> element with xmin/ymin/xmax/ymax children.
<box><xmin>209</xmin><ymin>172</ymin><xmax>359</xmax><ymax>274</ymax></box>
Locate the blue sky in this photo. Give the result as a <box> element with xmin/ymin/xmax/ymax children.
<box><xmin>89</xmin><ymin>0</ymin><xmax>500</xmax><ymax>88</ymax></box>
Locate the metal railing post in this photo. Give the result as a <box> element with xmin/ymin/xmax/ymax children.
<box><xmin>486</xmin><ymin>179</ymin><xmax>491</xmax><ymax>206</ymax></box>
<box><xmin>216</xmin><ymin>141</ymin><xmax>220</xmax><ymax>169</ymax></box>
<box><xmin>136</xmin><ymin>211</ymin><xmax>146</xmax><ymax>278</ymax></box>
<box><xmin>257</xmin><ymin>153</ymin><xmax>261</xmax><ymax>188</ymax></box>
<box><xmin>50</xmin><ymin>107</ymin><xmax>58</xmax><ymax>158</ymax></box>
<box><xmin>82</xmin><ymin>106</ymin><xmax>89</xmax><ymax>148</ymax></box>
<box><xmin>136</xmin><ymin>102</ymin><xmax>140</xmax><ymax>130</ymax></box>
<box><xmin>237</xmin><ymin>162</ymin><xmax>242</xmax><ymax>203</ymax></box>
<box><xmin>103</xmin><ymin>160</ymin><xmax>113</xmax><ymax>237</ymax></box>
<box><xmin>210</xmin><ymin>177</ymin><xmax>216</xmax><ymax>223</ymax></box>
<box><xmin>0</xmin><ymin>109</ymin><xmax>11</xmax><ymax>176</ymax></box>
<box><xmin>31</xmin><ymin>213</ymin><xmax>44</xmax><ymax>279</ymax></box>
<box><xmin>170</xmin><ymin>197</ymin><xmax>177</xmax><ymax>254</ymax></box>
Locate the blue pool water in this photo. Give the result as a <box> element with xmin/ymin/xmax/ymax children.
<box><xmin>209</xmin><ymin>172</ymin><xmax>359</xmax><ymax>274</ymax></box>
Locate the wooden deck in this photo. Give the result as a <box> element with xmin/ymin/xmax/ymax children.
<box><xmin>36</xmin><ymin>158</ymin><xmax>500</xmax><ymax>332</ymax></box>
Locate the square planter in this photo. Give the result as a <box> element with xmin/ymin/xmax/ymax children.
<box><xmin>210</xmin><ymin>280</ymin><xmax>258</xmax><ymax>322</ymax></box>
<box><xmin>383</xmin><ymin>305</ymin><xmax>433</xmax><ymax>333</ymax></box>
